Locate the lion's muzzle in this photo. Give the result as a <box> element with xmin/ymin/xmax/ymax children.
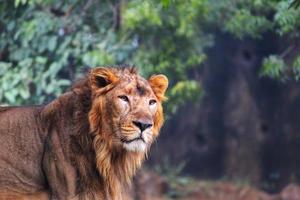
<box><xmin>132</xmin><ymin>120</ymin><xmax>153</xmax><ymax>132</ymax></box>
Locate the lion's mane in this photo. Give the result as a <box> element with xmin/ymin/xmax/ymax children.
<box><xmin>42</xmin><ymin>67</ymin><xmax>167</xmax><ymax>199</ymax></box>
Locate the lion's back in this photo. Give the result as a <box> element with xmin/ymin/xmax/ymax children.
<box><xmin>0</xmin><ymin>106</ymin><xmax>47</xmax><ymax>193</ymax></box>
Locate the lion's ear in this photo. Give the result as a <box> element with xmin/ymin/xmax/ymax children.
<box><xmin>90</xmin><ymin>67</ymin><xmax>119</xmax><ymax>91</ymax></box>
<box><xmin>148</xmin><ymin>74</ymin><xmax>168</xmax><ymax>101</ymax></box>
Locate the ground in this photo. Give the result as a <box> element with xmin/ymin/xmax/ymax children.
<box><xmin>125</xmin><ymin>170</ymin><xmax>300</xmax><ymax>200</ymax></box>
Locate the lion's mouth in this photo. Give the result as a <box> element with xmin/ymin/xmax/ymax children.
<box><xmin>121</xmin><ymin>136</ymin><xmax>146</xmax><ymax>144</ymax></box>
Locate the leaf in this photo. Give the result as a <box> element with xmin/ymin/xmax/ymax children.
<box><xmin>260</xmin><ymin>55</ymin><xmax>286</xmax><ymax>80</ymax></box>
<box><xmin>4</xmin><ymin>91</ymin><xmax>16</xmax><ymax>103</ymax></box>
<box><xmin>35</xmin><ymin>56</ymin><xmax>47</xmax><ymax>64</ymax></box>
<box><xmin>0</xmin><ymin>62</ymin><xmax>11</xmax><ymax>75</ymax></box>
<box><xmin>19</xmin><ymin>84</ymin><xmax>30</xmax><ymax>99</ymax></box>
<box><xmin>57</xmin><ymin>79</ymin><xmax>71</xmax><ymax>86</ymax></box>
<box><xmin>48</xmin><ymin>36</ymin><xmax>57</xmax><ymax>51</ymax></box>
<box><xmin>48</xmin><ymin>62</ymin><xmax>63</xmax><ymax>77</ymax></box>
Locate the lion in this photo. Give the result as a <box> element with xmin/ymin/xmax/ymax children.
<box><xmin>0</xmin><ymin>66</ymin><xmax>168</xmax><ymax>200</ymax></box>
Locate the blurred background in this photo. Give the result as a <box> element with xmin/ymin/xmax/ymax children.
<box><xmin>1</xmin><ymin>0</ymin><xmax>300</xmax><ymax>199</ymax></box>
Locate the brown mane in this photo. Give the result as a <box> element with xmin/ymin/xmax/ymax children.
<box><xmin>88</xmin><ymin>67</ymin><xmax>165</xmax><ymax>199</ymax></box>
<box><xmin>70</xmin><ymin>70</ymin><xmax>144</xmax><ymax>198</ymax></box>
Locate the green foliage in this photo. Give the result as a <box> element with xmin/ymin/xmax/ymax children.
<box><xmin>274</xmin><ymin>1</ymin><xmax>300</xmax><ymax>36</ymax></box>
<box><xmin>260</xmin><ymin>54</ymin><xmax>300</xmax><ymax>81</ymax></box>
<box><xmin>225</xmin><ymin>9</ymin><xmax>272</xmax><ymax>39</ymax></box>
<box><xmin>203</xmin><ymin>0</ymin><xmax>300</xmax><ymax>81</ymax></box>
<box><xmin>0</xmin><ymin>1</ymin><xmax>135</xmax><ymax>105</ymax></box>
<box><xmin>205</xmin><ymin>0</ymin><xmax>300</xmax><ymax>39</ymax></box>
<box><xmin>123</xmin><ymin>1</ymin><xmax>162</xmax><ymax>28</ymax></box>
<box><xmin>260</xmin><ymin>55</ymin><xmax>286</xmax><ymax>81</ymax></box>
<box><xmin>292</xmin><ymin>56</ymin><xmax>300</xmax><ymax>80</ymax></box>
<box><xmin>0</xmin><ymin>0</ymin><xmax>206</xmax><ymax>114</ymax></box>
<box><xmin>1</xmin><ymin>0</ymin><xmax>300</xmax><ymax>108</ymax></box>
<box><xmin>168</xmin><ymin>80</ymin><xmax>203</xmax><ymax>113</ymax></box>
<box><xmin>123</xmin><ymin>0</ymin><xmax>207</xmax><ymax>113</ymax></box>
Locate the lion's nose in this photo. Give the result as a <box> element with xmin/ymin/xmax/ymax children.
<box><xmin>132</xmin><ymin>120</ymin><xmax>153</xmax><ymax>132</ymax></box>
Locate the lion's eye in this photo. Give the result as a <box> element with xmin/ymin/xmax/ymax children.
<box><xmin>149</xmin><ymin>99</ymin><xmax>156</xmax><ymax>105</ymax></box>
<box><xmin>118</xmin><ymin>95</ymin><xmax>129</xmax><ymax>102</ymax></box>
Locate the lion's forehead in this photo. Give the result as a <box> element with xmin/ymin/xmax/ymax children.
<box><xmin>116</xmin><ymin>74</ymin><xmax>154</xmax><ymax>97</ymax></box>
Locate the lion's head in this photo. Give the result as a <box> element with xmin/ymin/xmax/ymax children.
<box><xmin>86</xmin><ymin>67</ymin><xmax>168</xmax><ymax>199</ymax></box>
<box><xmin>89</xmin><ymin>67</ymin><xmax>168</xmax><ymax>152</ymax></box>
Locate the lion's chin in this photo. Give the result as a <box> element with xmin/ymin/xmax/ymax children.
<box><xmin>122</xmin><ymin>140</ymin><xmax>148</xmax><ymax>152</ymax></box>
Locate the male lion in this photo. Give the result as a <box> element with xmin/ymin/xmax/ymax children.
<box><xmin>0</xmin><ymin>67</ymin><xmax>168</xmax><ymax>200</ymax></box>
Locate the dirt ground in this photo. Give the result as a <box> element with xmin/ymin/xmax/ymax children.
<box><xmin>124</xmin><ymin>170</ymin><xmax>300</xmax><ymax>200</ymax></box>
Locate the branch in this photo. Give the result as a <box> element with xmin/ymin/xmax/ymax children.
<box><xmin>280</xmin><ymin>45</ymin><xmax>295</xmax><ymax>59</ymax></box>
<box><xmin>106</xmin><ymin>0</ymin><xmax>122</xmax><ymax>32</ymax></box>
